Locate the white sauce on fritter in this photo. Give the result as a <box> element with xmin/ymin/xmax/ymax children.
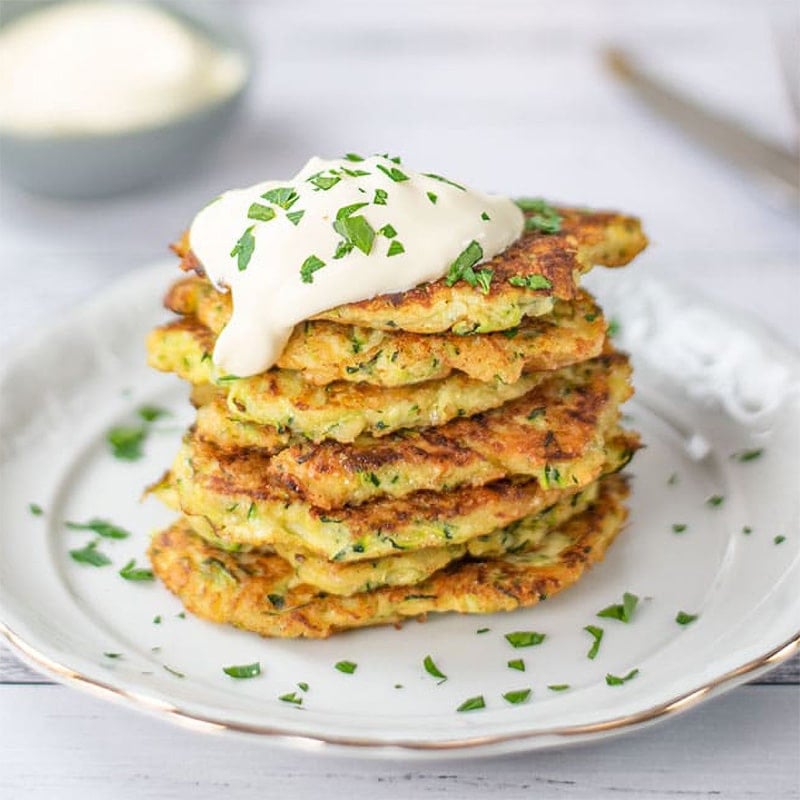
<box><xmin>0</xmin><ymin>2</ymin><xmax>246</xmax><ymax>136</ymax></box>
<box><xmin>189</xmin><ymin>155</ymin><xmax>524</xmax><ymax>377</ymax></box>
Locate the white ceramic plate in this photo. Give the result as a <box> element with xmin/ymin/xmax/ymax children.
<box><xmin>0</xmin><ymin>263</ymin><xmax>797</xmax><ymax>758</ymax></box>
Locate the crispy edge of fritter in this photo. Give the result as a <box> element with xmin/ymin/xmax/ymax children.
<box><xmin>256</xmin><ymin>353</ymin><xmax>632</xmax><ymax>509</ymax></box>
<box><xmin>171</xmin><ymin>207</ymin><xmax>646</xmax><ymax>334</ymax></box>
<box><xmin>148</xmin><ymin>474</ymin><xmax>630</xmax><ymax>638</ymax></box>
<box><xmin>151</xmin><ymin>428</ymin><xmax>639</xmax><ymax>562</ymax></box>
<box><xmin>163</xmin><ymin>279</ymin><xmax>608</xmax><ymax>387</ymax></box>
<box><xmin>182</xmin><ymin>478</ymin><xmax>601</xmax><ymax>597</ymax></box>
<box><xmin>146</xmin><ymin>324</ymin><xmax>549</xmax><ymax>442</ymax></box>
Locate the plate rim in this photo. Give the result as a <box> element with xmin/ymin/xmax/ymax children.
<box><xmin>1</xmin><ymin>260</ymin><xmax>798</xmax><ymax>757</ymax></box>
<box><xmin>1</xmin><ymin>620</ymin><xmax>797</xmax><ymax>755</ymax></box>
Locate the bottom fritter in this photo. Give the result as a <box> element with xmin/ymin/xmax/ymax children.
<box><xmin>148</xmin><ymin>474</ymin><xmax>629</xmax><ymax>639</ymax></box>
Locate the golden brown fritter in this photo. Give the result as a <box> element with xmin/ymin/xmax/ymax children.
<box><xmin>194</xmin><ymin>353</ymin><xmax>631</xmax><ymax>509</ymax></box>
<box><xmin>181</xmin><ymin>480</ymin><xmax>600</xmax><ymax>596</ymax></box>
<box><xmin>172</xmin><ymin>207</ymin><xmax>646</xmax><ymax>335</ymax></box>
<box><xmin>148</xmin><ymin>475</ymin><xmax>630</xmax><ymax>638</ymax></box>
<box><xmin>149</xmin><ymin>428</ymin><xmax>638</xmax><ymax>562</ymax></box>
<box><xmin>163</xmin><ymin>279</ymin><xmax>607</xmax><ymax>387</ymax></box>
<box><xmin>146</xmin><ymin>328</ymin><xmax>549</xmax><ymax>442</ymax></box>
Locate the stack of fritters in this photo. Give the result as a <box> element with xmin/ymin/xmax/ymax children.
<box><xmin>146</xmin><ymin>207</ymin><xmax>647</xmax><ymax>638</ymax></box>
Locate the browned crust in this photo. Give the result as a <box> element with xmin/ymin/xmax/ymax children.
<box><xmin>169</xmin><ymin>207</ymin><xmax>646</xmax><ymax>334</ymax></box>
<box><xmin>148</xmin><ymin>475</ymin><xmax>630</xmax><ymax>638</ymax></box>
<box><xmin>202</xmin><ymin>353</ymin><xmax>632</xmax><ymax>509</ymax></box>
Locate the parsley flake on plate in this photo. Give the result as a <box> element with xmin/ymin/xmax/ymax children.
<box><xmin>505</xmin><ymin>631</ymin><xmax>546</xmax><ymax>648</ymax></box>
<box><xmin>118</xmin><ymin>559</ymin><xmax>154</xmax><ymax>581</ymax></box>
<box><xmin>223</xmin><ymin>662</ymin><xmax>261</xmax><ymax>679</ymax></box>
<box><xmin>456</xmin><ymin>695</ymin><xmax>485</xmax><ymax>712</ymax></box>
<box><xmin>423</xmin><ymin>655</ymin><xmax>447</xmax><ymax>683</ymax></box>
<box><xmin>606</xmin><ymin>668</ymin><xmax>639</xmax><ymax>686</ymax></box>
<box><xmin>597</xmin><ymin>592</ymin><xmax>639</xmax><ymax>623</ymax></box>
<box><xmin>584</xmin><ymin>625</ymin><xmax>604</xmax><ymax>659</ymax></box>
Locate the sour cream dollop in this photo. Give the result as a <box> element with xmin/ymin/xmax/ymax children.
<box><xmin>190</xmin><ymin>155</ymin><xmax>524</xmax><ymax>377</ymax></box>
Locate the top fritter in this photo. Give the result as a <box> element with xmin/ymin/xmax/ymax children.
<box><xmin>176</xmin><ymin>155</ymin><xmax>647</xmax><ymax>377</ymax></box>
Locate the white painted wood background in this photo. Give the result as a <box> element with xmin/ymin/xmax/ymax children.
<box><xmin>0</xmin><ymin>0</ymin><xmax>798</xmax><ymax>797</ymax></box>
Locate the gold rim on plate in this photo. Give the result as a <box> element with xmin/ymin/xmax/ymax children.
<box><xmin>2</xmin><ymin>620</ymin><xmax>797</xmax><ymax>751</ymax></box>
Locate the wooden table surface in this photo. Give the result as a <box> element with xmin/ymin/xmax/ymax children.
<box><xmin>0</xmin><ymin>1</ymin><xmax>798</xmax><ymax>798</ymax></box>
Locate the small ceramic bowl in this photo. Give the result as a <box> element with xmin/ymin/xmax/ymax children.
<box><xmin>0</xmin><ymin>1</ymin><xmax>251</xmax><ymax>199</ymax></box>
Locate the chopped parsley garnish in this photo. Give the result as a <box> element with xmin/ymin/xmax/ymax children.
<box><xmin>584</xmin><ymin>625</ymin><xmax>604</xmax><ymax>659</ymax></box>
<box><xmin>667</xmin><ymin>472</ymin><xmax>678</xmax><ymax>486</ymax></box>
<box><xmin>607</xmin><ymin>318</ymin><xmax>621</xmax><ymax>337</ymax></box>
<box><xmin>734</xmin><ymin>448</ymin><xmax>763</xmax><ymax>462</ymax></box>
<box><xmin>333</xmin><ymin>204</ymin><xmax>375</xmax><ymax>255</ymax></box>
<box><xmin>502</xmin><ymin>688</ymin><xmax>531</xmax><ymax>705</ymax></box>
<box><xmin>742</xmin><ymin>526</ymin><xmax>753</xmax><ymax>534</ymax></box>
<box><xmin>423</xmin><ymin>655</ymin><xmax>447</xmax><ymax>683</ymax></box>
<box><xmin>344</xmin><ymin>152</ymin><xmax>364</xmax><ymax>162</ymax></box>
<box><xmin>138</xmin><ymin>405</ymin><xmax>169</xmax><ymax>423</ymax></box>
<box><xmin>675</xmin><ymin>611</ymin><xmax>699</xmax><ymax>625</ymax></box>
<box><xmin>507</xmin><ymin>659</ymin><xmax>525</xmax><ymax>671</ymax></box>
<box><xmin>300</xmin><ymin>254</ymin><xmax>326</xmax><ymax>283</ymax></box>
<box><xmin>456</xmin><ymin>695</ymin><xmax>485</xmax><ymax>712</ymax></box>
<box><xmin>297</xmin><ymin>682</ymin><xmax>309</xmax><ymax>692</ymax></box>
<box><xmin>515</xmin><ymin>198</ymin><xmax>562</xmax><ymax>234</ymax></box>
<box><xmin>445</xmin><ymin>240</ymin><xmax>492</xmax><ymax>292</ymax></box>
<box><xmin>335</xmin><ymin>660</ymin><xmax>357</xmax><ymax>674</ymax></box>
<box><xmin>246</xmin><ymin>202</ymin><xmax>276</xmax><ymax>222</ymax></box>
<box><xmin>373</xmin><ymin>188</ymin><xmax>388</xmax><ymax>205</ymax></box>
<box><xmin>387</xmin><ymin>240</ymin><xmax>405</xmax><ymax>257</ymax></box>
<box><xmin>163</xmin><ymin>665</ymin><xmax>185</xmax><ymax>679</ymax></box>
<box><xmin>103</xmin><ymin>652</ymin><xmax>122</xmax><ymax>659</ymax></box>
<box><xmin>508</xmin><ymin>274</ymin><xmax>552</xmax><ymax>291</ymax></box>
<box><xmin>261</xmin><ymin>186</ymin><xmax>299</xmax><ymax>210</ymax></box>
<box><xmin>106</xmin><ymin>425</ymin><xmax>147</xmax><ymax>460</ymax></box>
<box><xmin>706</xmin><ymin>495</ymin><xmax>724</xmax><ymax>507</ymax></box>
<box><xmin>426</xmin><ymin>191</ymin><xmax>438</xmax><ymax>204</ymax></box>
<box><xmin>379</xmin><ymin>223</ymin><xmax>397</xmax><ymax>238</ymax></box>
<box><xmin>176</xmin><ymin>612</ymin><xmax>186</xmax><ymax>619</ymax></box>
<box><xmin>505</xmin><ymin>631</ymin><xmax>546</xmax><ymax>648</ymax></box>
<box><xmin>341</xmin><ymin>167</ymin><xmax>370</xmax><ymax>177</ymax></box>
<box><xmin>66</xmin><ymin>518</ymin><xmax>130</xmax><ymax>539</ymax></box>
<box><xmin>69</xmin><ymin>541</ymin><xmax>110</xmax><ymax>567</ymax></box>
<box><xmin>481</xmin><ymin>211</ymin><xmax>490</xmax><ymax>221</ymax></box>
<box><xmin>672</xmin><ymin>523</ymin><xmax>687</xmax><ymax>534</ymax></box>
<box><xmin>423</xmin><ymin>172</ymin><xmax>465</xmax><ymax>191</ymax></box>
<box><xmin>153</xmin><ymin>615</ymin><xmax>162</xmax><ymax>624</ymax></box>
<box><xmin>223</xmin><ymin>662</ymin><xmax>261</xmax><ymax>679</ymax></box>
<box><xmin>597</xmin><ymin>592</ymin><xmax>639</xmax><ymax>623</ymax></box>
<box><xmin>476</xmin><ymin>627</ymin><xmax>490</xmax><ymax>634</ymax></box>
<box><xmin>119</xmin><ymin>559</ymin><xmax>154</xmax><ymax>581</ymax></box>
<box><xmin>230</xmin><ymin>226</ymin><xmax>255</xmax><ymax>271</ymax></box>
<box><xmin>376</xmin><ymin>163</ymin><xmax>409</xmax><ymax>183</ymax></box>
<box><xmin>286</xmin><ymin>210</ymin><xmax>305</xmax><ymax>226</ymax></box>
<box><xmin>606</xmin><ymin>668</ymin><xmax>639</xmax><ymax>686</ymax></box>
<box><xmin>774</xmin><ymin>535</ymin><xmax>786</xmax><ymax>545</ymax></box>
<box><xmin>527</xmin><ymin>407</ymin><xmax>546</xmax><ymax>421</ymax></box>
<box><xmin>279</xmin><ymin>691</ymin><xmax>302</xmax><ymax>705</ymax></box>
<box><xmin>548</xmin><ymin>684</ymin><xmax>570</xmax><ymax>692</ymax></box>
<box><xmin>28</xmin><ymin>503</ymin><xmax>43</xmax><ymax>516</ymax></box>
<box><xmin>474</xmin><ymin>268</ymin><xmax>494</xmax><ymax>294</ymax></box>
<box><xmin>309</xmin><ymin>174</ymin><xmax>340</xmax><ymax>191</ymax></box>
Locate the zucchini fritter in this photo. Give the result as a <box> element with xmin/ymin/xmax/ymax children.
<box><xmin>149</xmin><ymin>429</ymin><xmax>638</xmax><ymax>562</ymax></box>
<box><xmin>148</xmin><ymin>475</ymin><xmax>630</xmax><ymax>638</ymax></box>
<box><xmin>147</xmin><ymin>330</ymin><xmax>550</xmax><ymax>442</ymax></box>
<box><xmin>163</xmin><ymin>279</ymin><xmax>607</xmax><ymax>387</ymax></box>
<box><xmin>173</xmin><ymin>207</ymin><xmax>646</xmax><ymax>335</ymax></box>
<box><xmin>196</xmin><ymin>353</ymin><xmax>632</xmax><ymax>509</ymax></box>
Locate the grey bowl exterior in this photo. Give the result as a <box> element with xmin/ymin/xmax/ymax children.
<box><xmin>0</xmin><ymin>91</ymin><xmax>246</xmax><ymax>199</ymax></box>
<box><xmin>0</xmin><ymin>0</ymin><xmax>251</xmax><ymax>199</ymax></box>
